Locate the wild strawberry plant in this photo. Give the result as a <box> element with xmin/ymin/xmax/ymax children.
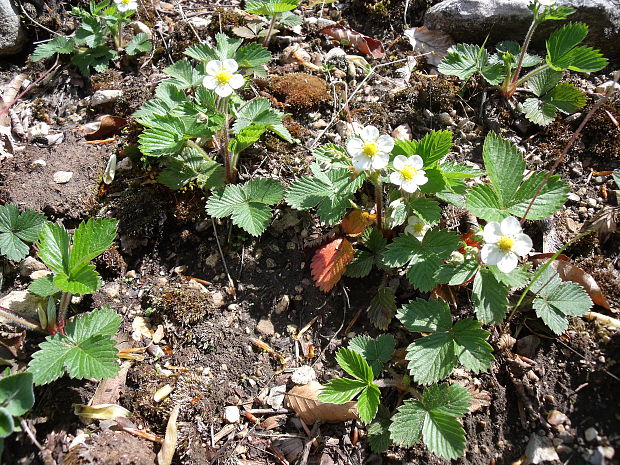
<box><xmin>438</xmin><ymin>0</ymin><xmax>608</xmax><ymax>125</ymax></box>
<box><xmin>241</xmin><ymin>0</ymin><xmax>302</xmax><ymax>46</ymax></box>
<box><xmin>135</xmin><ymin>34</ymin><xmax>292</xmax><ymax>236</ymax></box>
<box><xmin>0</xmin><ymin>204</ymin><xmax>46</xmax><ymax>263</ymax></box>
<box><xmin>32</xmin><ymin>0</ymin><xmax>152</xmax><ymax>76</ymax></box>
<box><xmin>0</xmin><ymin>371</ymin><xmax>35</xmax><ymax>456</ymax></box>
<box><xmin>288</xmin><ymin>127</ymin><xmax>596</xmax><ymax>458</ymax></box>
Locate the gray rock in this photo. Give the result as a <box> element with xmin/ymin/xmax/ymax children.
<box><xmin>0</xmin><ymin>0</ymin><xmax>25</xmax><ymax>55</ymax></box>
<box><xmin>524</xmin><ymin>434</ymin><xmax>560</xmax><ymax>465</ymax></box>
<box><xmin>256</xmin><ymin>317</ymin><xmax>275</xmax><ymax>336</ymax></box>
<box><xmin>0</xmin><ymin>290</ymin><xmax>45</xmax><ymax>322</ymax></box>
<box><xmin>424</xmin><ymin>0</ymin><xmax>620</xmax><ymax>59</ymax></box>
<box><xmin>19</xmin><ymin>256</ymin><xmax>47</xmax><ymax>277</ymax></box>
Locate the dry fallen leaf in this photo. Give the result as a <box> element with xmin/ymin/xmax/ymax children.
<box><xmin>341</xmin><ymin>209</ymin><xmax>376</xmax><ymax>236</ymax></box>
<box><xmin>403</xmin><ymin>26</ymin><xmax>454</xmax><ymax>67</ymax></box>
<box><xmin>90</xmin><ymin>361</ymin><xmax>131</xmax><ymax>406</ymax></box>
<box><xmin>320</xmin><ymin>25</ymin><xmax>385</xmax><ymax>59</ymax></box>
<box><xmin>157</xmin><ymin>405</ymin><xmax>180</xmax><ymax>465</ymax></box>
<box><xmin>285</xmin><ymin>381</ymin><xmax>358</xmax><ymax>424</ymax></box>
<box><xmin>83</xmin><ymin>115</ymin><xmax>129</xmax><ymax>142</ymax></box>
<box><xmin>530</xmin><ymin>254</ymin><xmax>612</xmax><ymax>311</ymax></box>
<box><xmin>73</xmin><ymin>403</ymin><xmax>131</xmax><ymax>421</ymax></box>
<box><xmin>310</xmin><ymin>237</ymin><xmax>354</xmax><ymax>292</ymax></box>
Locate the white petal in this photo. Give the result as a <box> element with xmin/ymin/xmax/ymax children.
<box><xmin>346</xmin><ymin>137</ymin><xmax>363</xmax><ymax>157</ymax></box>
<box><xmin>371</xmin><ymin>153</ymin><xmax>389</xmax><ymax>170</ymax></box>
<box><xmin>483</xmin><ymin>222</ymin><xmax>502</xmax><ymax>243</ymax></box>
<box><xmin>409</xmin><ymin>155</ymin><xmax>424</xmax><ymax>169</ymax></box>
<box><xmin>500</xmin><ymin>216</ymin><xmax>522</xmax><ymax>236</ymax></box>
<box><xmin>401</xmin><ymin>180</ymin><xmax>419</xmax><ymax>193</ymax></box>
<box><xmin>376</xmin><ymin>135</ymin><xmax>394</xmax><ymax>152</ymax></box>
<box><xmin>496</xmin><ymin>253</ymin><xmax>518</xmax><ymax>273</ymax></box>
<box><xmin>360</xmin><ymin>125</ymin><xmax>380</xmax><ymax>141</ymax></box>
<box><xmin>352</xmin><ymin>155</ymin><xmax>372</xmax><ymax>171</ymax></box>
<box><xmin>481</xmin><ymin>245</ymin><xmax>502</xmax><ymax>265</ymax></box>
<box><xmin>222</xmin><ymin>58</ymin><xmax>238</xmax><ymax>72</ymax></box>
<box><xmin>229</xmin><ymin>73</ymin><xmax>245</xmax><ymax>89</ymax></box>
<box><xmin>393</xmin><ymin>155</ymin><xmax>407</xmax><ymax>171</ymax></box>
<box><xmin>202</xmin><ymin>76</ymin><xmax>218</xmax><ymax>90</ymax></box>
<box><xmin>389</xmin><ymin>171</ymin><xmax>403</xmax><ymax>186</ymax></box>
<box><xmin>215</xmin><ymin>84</ymin><xmax>233</xmax><ymax>98</ymax></box>
<box><xmin>413</xmin><ymin>173</ymin><xmax>428</xmax><ymax>186</ymax></box>
<box><xmin>205</xmin><ymin>60</ymin><xmax>222</xmax><ymax>75</ymax></box>
<box><xmin>404</xmin><ymin>224</ymin><xmax>415</xmax><ymax>236</ymax></box>
<box><xmin>407</xmin><ymin>215</ymin><xmax>421</xmax><ymax>225</ymax></box>
<box><xmin>512</xmin><ymin>233</ymin><xmax>533</xmax><ymax>256</ymax></box>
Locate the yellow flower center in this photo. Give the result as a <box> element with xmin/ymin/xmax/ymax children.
<box><xmin>413</xmin><ymin>223</ymin><xmax>425</xmax><ymax>233</ymax></box>
<box><xmin>122</xmin><ymin>0</ymin><xmax>131</xmax><ymax>4</ymax></box>
<box><xmin>400</xmin><ymin>164</ymin><xmax>418</xmax><ymax>181</ymax></box>
<box><xmin>215</xmin><ymin>69</ymin><xmax>233</xmax><ymax>85</ymax></box>
<box><xmin>497</xmin><ymin>237</ymin><xmax>515</xmax><ymax>253</ymax></box>
<box><xmin>362</xmin><ymin>141</ymin><xmax>380</xmax><ymax>158</ymax></box>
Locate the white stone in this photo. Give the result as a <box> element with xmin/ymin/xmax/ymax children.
<box><xmin>29</xmin><ymin>270</ymin><xmax>51</xmax><ymax>280</ymax></box>
<box><xmin>267</xmin><ymin>385</ymin><xmax>286</xmax><ymax>410</ymax></box>
<box><xmin>0</xmin><ymin>0</ymin><xmax>26</xmax><ymax>55</ymax></box>
<box><xmin>585</xmin><ymin>427</ymin><xmax>599</xmax><ymax>442</ymax></box>
<box><xmin>223</xmin><ymin>406</ymin><xmax>240</xmax><ymax>424</ymax></box>
<box><xmin>274</xmin><ymin>295</ymin><xmax>290</xmax><ymax>315</ymax></box>
<box><xmin>29</xmin><ymin>122</ymin><xmax>49</xmax><ymax>137</ymax></box>
<box><xmin>0</xmin><ymin>290</ymin><xmax>45</xmax><ymax>322</ymax></box>
<box><xmin>291</xmin><ymin>366</ymin><xmax>316</xmax><ymax>385</ymax></box>
<box><xmin>20</xmin><ymin>256</ymin><xmax>46</xmax><ymax>276</ymax></box>
<box><xmin>53</xmin><ymin>171</ymin><xmax>73</xmax><ymax>184</ymax></box>
<box><xmin>115</xmin><ymin>157</ymin><xmax>132</xmax><ymax>171</ymax></box>
<box><xmin>524</xmin><ymin>434</ymin><xmax>559</xmax><ymax>465</ymax></box>
<box><xmin>91</xmin><ymin>90</ymin><xmax>123</xmax><ymax>106</ymax></box>
<box><xmin>31</xmin><ymin>159</ymin><xmax>46</xmax><ymax>169</ymax></box>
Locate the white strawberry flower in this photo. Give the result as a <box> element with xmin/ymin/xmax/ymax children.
<box><xmin>389</xmin><ymin>155</ymin><xmax>428</xmax><ymax>193</ymax></box>
<box><xmin>114</xmin><ymin>0</ymin><xmax>138</xmax><ymax>12</ymax></box>
<box><xmin>537</xmin><ymin>0</ymin><xmax>555</xmax><ymax>6</ymax></box>
<box><xmin>202</xmin><ymin>59</ymin><xmax>245</xmax><ymax>98</ymax></box>
<box><xmin>480</xmin><ymin>216</ymin><xmax>533</xmax><ymax>273</ymax></box>
<box><xmin>404</xmin><ymin>215</ymin><xmax>430</xmax><ymax>240</ymax></box>
<box><xmin>346</xmin><ymin>126</ymin><xmax>394</xmax><ymax>172</ymax></box>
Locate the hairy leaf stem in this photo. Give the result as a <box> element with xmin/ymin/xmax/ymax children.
<box><xmin>58</xmin><ymin>291</ymin><xmax>72</xmax><ymax>324</ymax></box>
<box><xmin>374</xmin><ymin>176</ymin><xmax>383</xmax><ymax>233</ymax></box>
<box><xmin>217</xmin><ymin>97</ymin><xmax>234</xmax><ymax>184</ymax></box>
<box><xmin>263</xmin><ymin>14</ymin><xmax>278</xmax><ymax>47</ymax></box>
<box><xmin>505</xmin><ymin>10</ymin><xmax>541</xmax><ymax>97</ymax></box>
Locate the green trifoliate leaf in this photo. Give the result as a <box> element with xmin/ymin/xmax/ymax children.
<box><xmin>390</xmin><ymin>383</ymin><xmax>471</xmax><ymax>459</ymax></box>
<box><xmin>29</xmin><ymin>274</ymin><xmax>61</xmax><ymax>297</ymax></box>
<box><xmin>184</xmin><ymin>43</ymin><xmax>218</xmax><ymax>63</ymax></box>
<box><xmin>229</xmin><ymin>126</ymin><xmax>267</xmax><ymax>155</ymax></box>
<box><xmin>436</xmin><ymin>259</ymin><xmax>479</xmax><ymax>286</ymax></box>
<box><xmin>489</xmin><ymin>264</ymin><xmax>531</xmax><ymax>289</ymax></box>
<box><xmin>28</xmin><ymin>308</ymin><xmax>121</xmax><ymax>385</ymax></box>
<box><xmin>32</xmin><ymin>36</ymin><xmax>76</xmax><ymax>61</ymax></box>
<box><xmin>158</xmin><ymin>147</ymin><xmax>225</xmax><ymax>190</ymax></box>
<box><xmin>348</xmin><ymin>334</ymin><xmax>395</xmax><ymax>377</ymax></box>
<box><xmin>74</xmin><ymin>16</ymin><xmax>104</xmax><ymax>47</ymax></box>
<box><xmin>546</xmin><ymin>22</ymin><xmax>588</xmax><ymax>71</ymax></box>
<box><xmin>278</xmin><ymin>10</ymin><xmax>303</xmax><ymax>27</ymax></box>
<box><xmin>482</xmin><ymin>132</ymin><xmax>524</xmax><ymax>205</ymax></box>
<box><xmin>71</xmin><ymin>46</ymin><xmax>117</xmax><ymax>76</ymax></box>
<box><xmin>408</xmin><ymin>198</ymin><xmax>441</xmax><ymax>225</ymax></box>
<box><xmin>345</xmin><ymin>227</ymin><xmax>386</xmax><ymax>278</ymax></box>
<box><xmin>416</xmin><ymin>130</ymin><xmax>452</xmax><ymax>166</ymax></box>
<box><xmin>335</xmin><ymin>348</ymin><xmax>374</xmax><ymax>383</ymax></box>
<box><xmin>383</xmin><ymin>229</ymin><xmax>460</xmax><ymax>268</ymax></box>
<box><xmin>37</xmin><ymin>223</ymin><xmax>70</xmax><ymax>275</ymax></box>
<box><xmin>368</xmin><ymin>287</ymin><xmax>397</xmax><ymax>330</ymax></box>
<box><xmin>530</xmin><ymin>266</ymin><xmax>593</xmax><ymax>334</ymax></box>
<box><xmin>0</xmin><ymin>372</ymin><xmax>35</xmax><ymax>417</ymax></box>
<box><xmin>505</xmin><ymin>171</ymin><xmax>569</xmax><ymax>218</ymax></box>
<box><xmin>313</xmin><ymin>143</ymin><xmax>352</xmax><ymax>170</ymax></box>
<box><xmin>206</xmin><ymin>178</ymin><xmax>283</xmax><ymax>236</ymax></box>
<box><xmin>358</xmin><ymin>384</ymin><xmax>381</xmax><ymax>424</ymax></box>
<box><xmin>472</xmin><ymin>268</ymin><xmax>508</xmax><ymax>324</ymax></box>
<box><xmin>285</xmin><ymin>166</ymin><xmax>362</xmax><ymax>225</ymax></box>
<box><xmin>438</xmin><ymin>44</ymin><xmax>505</xmax><ymax>85</ymax></box>
<box><xmin>527</xmin><ymin>68</ymin><xmax>563</xmax><ymax>97</ymax></box>
<box><xmin>245</xmin><ymin>0</ymin><xmax>299</xmax><ymax>15</ymax></box>
<box><xmin>138</xmin><ymin>116</ymin><xmax>186</xmax><ymax>157</ymax></box>
<box><xmin>538</xmin><ymin>4</ymin><xmax>575</xmax><ymax>21</ymax></box>
<box><xmin>162</xmin><ymin>60</ymin><xmax>202</xmax><ymax>89</ymax></box>
<box><xmin>544</xmin><ymin>82</ymin><xmax>586</xmax><ymax>114</ymax></box>
<box><xmin>522</xmin><ymin>98</ymin><xmax>558</xmax><ymax>126</ymax></box>
<box><xmin>418</xmin><ymin>168</ymin><xmax>447</xmax><ymax>194</ymax></box>
<box><xmin>566</xmin><ymin>46</ymin><xmax>608</xmax><ymax>73</ymax></box>
<box><xmin>0</xmin><ymin>204</ymin><xmax>46</xmax><ymax>262</ymax></box>
<box><xmin>392</xmin><ymin>139</ymin><xmax>418</xmax><ymax>158</ymax></box>
<box><xmin>69</xmin><ymin>218</ymin><xmax>118</xmax><ymax>273</ymax></box>
<box><xmin>125</xmin><ymin>33</ymin><xmax>152</xmax><ymax>56</ymax></box>
<box><xmin>235</xmin><ymin>43</ymin><xmax>272</xmax><ymax>75</ymax></box>
<box><xmin>318</xmin><ymin>378</ymin><xmax>367</xmax><ymax>404</ymax></box>
<box><xmin>233</xmin><ymin>98</ymin><xmax>292</xmax><ymax>142</ymax></box>
<box><xmin>53</xmin><ymin>265</ymin><xmax>101</xmax><ymax>295</ymax></box>
<box><xmin>496</xmin><ymin>41</ymin><xmax>542</xmax><ymax>68</ymax></box>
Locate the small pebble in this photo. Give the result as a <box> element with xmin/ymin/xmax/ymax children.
<box><xmin>584</xmin><ymin>427</ymin><xmax>598</xmax><ymax>442</ymax></box>
<box><xmin>586</xmin><ymin>198</ymin><xmax>597</xmax><ymax>207</ymax></box>
<box><xmin>91</xmin><ymin>89</ymin><xmax>123</xmax><ymax>105</ymax></box>
<box><xmin>223</xmin><ymin>406</ymin><xmax>240</xmax><ymax>424</ymax></box>
<box><xmin>31</xmin><ymin>159</ymin><xmax>46</xmax><ymax>169</ymax></box>
<box><xmin>547</xmin><ymin>410</ymin><xmax>568</xmax><ymax>426</ymax></box>
<box><xmin>291</xmin><ymin>366</ymin><xmax>317</xmax><ymax>385</ymax></box>
<box><xmin>125</xmin><ymin>270</ymin><xmax>137</xmax><ymax>279</ymax></box>
<box><xmin>53</xmin><ymin>171</ymin><xmax>73</xmax><ymax>184</ymax></box>
<box><xmin>567</xmin><ymin>193</ymin><xmax>580</xmax><ymax>203</ymax></box>
<box><xmin>438</xmin><ymin>112</ymin><xmax>454</xmax><ymax>126</ymax></box>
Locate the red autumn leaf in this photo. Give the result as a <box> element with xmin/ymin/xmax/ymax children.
<box><xmin>311</xmin><ymin>238</ymin><xmax>354</xmax><ymax>292</ymax></box>
<box><xmin>320</xmin><ymin>25</ymin><xmax>385</xmax><ymax>59</ymax></box>
<box><xmin>530</xmin><ymin>253</ymin><xmax>612</xmax><ymax>311</ymax></box>
<box><xmin>84</xmin><ymin>115</ymin><xmax>129</xmax><ymax>142</ymax></box>
<box><xmin>341</xmin><ymin>209</ymin><xmax>376</xmax><ymax>236</ymax></box>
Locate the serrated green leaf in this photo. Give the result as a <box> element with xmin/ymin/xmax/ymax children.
<box><xmin>229</xmin><ymin>126</ymin><xmax>266</xmax><ymax>155</ymax></box>
<box><xmin>466</xmin><ymin>184</ymin><xmax>505</xmax><ymax>222</ymax></box>
<box><xmin>436</xmin><ymin>259</ymin><xmax>479</xmax><ymax>286</ymax></box>
<box><xmin>390</xmin><ymin>383</ymin><xmax>470</xmax><ymax>459</ymax></box>
<box><xmin>358</xmin><ymin>384</ymin><xmax>380</xmax><ymax>424</ymax></box>
<box><xmin>531</xmin><ymin>266</ymin><xmax>593</xmax><ymax>334</ymax></box>
<box><xmin>368</xmin><ymin>415</ymin><xmax>391</xmax><ymax>453</ymax></box>
<box><xmin>53</xmin><ymin>265</ymin><xmax>102</xmax><ymax>294</ymax></box>
<box><xmin>318</xmin><ymin>378</ymin><xmax>367</xmax><ymax>403</ymax></box>
<box><xmin>66</xmin><ymin>306</ymin><xmax>121</xmax><ymax>340</ymax></box>
<box><xmin>184</xmin><ymin>43</ymin><xmax>218</xmax><ymax>63</ymax></box>
<box><xmin>546</xmin><ymin>22</ymin><xmax>588</xmax><ymax>71</ymax></box>
<box><xmin>235</xmin><ymin>43</ymin><xmax>272</xmax><ymax>75</ymax></box>
<box><xmin>383</xmin><ymin>229</ymin><xmax>459</xmax><ymax>268</ymax></box>
<box><xmin>472</xmin><ymin>269</ymin><xmax>508</xmax><ymax>324</ymax></box>
<box><xmin>406</xmin><ymin>255</ymin><xmax>443</xmax><ymax>291</ymax></box>
<box><xmin>496</xmin><ymin>41</ymin><xmax>542</xmax><ymax>68</ymax></box>
<box><xmin>71</xmin><ymin>46</ymin><xmax>117</xmax><ymax>76</ymax></box>
<box><xmin>416</xmin><ymin>130</ymin><xmax>452</xmax><ymax>166</ymax></box>
<box><xmin>368</xmin><ymin>288</ymin><xmax>397</xmax><ymax>330</ymax></box>
<box><xmin>29</xmin><ymin>274</ymin><xmax>61</xmax><ymax>297</ymax></box>
<box><xmin>163</xmin><ymin>60</ymin><xmax>201</xmax><ymax>89</ymax></box>
<box><xmin>37</xmin><ymin>223</ymin><xmax>70</xmax><ymax>275</ymax></box>
<box><xmin>506</xmin><ymin>172</ymin><xmax>568</xmax><ymax>219</ymax></box>
<box><xmin>206</xmin><ymin>178</ymin><xmax>283</xmax><ymax>236</ymax></box>
<box><xmin>489</xmin><ymin>264</ymin><xmax>531</xmax><ymax>289</ymax></box>
<box><xmin>397</xmin><ymin>297</ymin><xmax>451</xmax><ymax>332</ymax></box>
<box><xmin>245</xmin><ymin>0</ymin><xmax>299</xmax><ymax>15</ymax></box>
<box><xmin>527</xmin><ymin>68</ymin><xmax>563</xmax><ymax>97</ymax></box>
<box><xmin>344</xmin><ymin>250</ymin><xmax>374</xmax><ymax>278</ymax></box>
<box><xmin>139</xmin><ymin>126</ymin><xmax>185</xmax><ymax>157</ymax></box>
<box><xmin>74</xmin><ymin>15</ymin><xmax>104</xmax><ymax>47</ymax></box>
<box><xmin>158</xmin><ymin>147</ymin><xmax>225</xmax><ymax>190</ymax></box>
<box><xmin>438</xmin><ymin>44</ymin><xmax>504</xmax><ymax>85</ymax></box>
<box><xmin>613</xmin><ymin>170</ymin><xmax>620</xmax><ymax>189</ymax></box>
<box><xmin>125</xmin><ymin>33</ymin><xmax>152</xmax><ymax>56</ymax></box>
<box><xmin>392</xmin><ymin>139</ymin><xmax>418</xmax><ymax>157</ymax></box>
<box><xmin>336</xmin><ymin>348</ymin><xmax>374</xmax><ymax>383</ymax></box>
<box><xmin>0</xmin><ymin>373</ymin><xmax>34</xmax><ymax>417</ymax></box>
<box><xmin>214</xmin><ymin>33</ymin><xmax>243</xmax><ymax>60</ymax></box>
<box><xmin>69</xmin><ymin>218</ymin><xmax>118</xmax><ymax>273</ymax></box>
<box><xmin>566</xmin><ymin>46</ymin><xmax>608</xmax><ymax>73</ymax></box>
<box><xmin>278</xmin><ymin>10</ymin><xmax>303</xmax><ymax>27</ymax></box>
<box><xmin>406</xmin><ymin>334</ymin><xmax>456</xmax><ymax>385</ymax></box>
<box><xmin>483</xmin><ymin>132</ymin><xmax>525</xmax><ymax>205</ymax></box>
<box><xmin>539</xmin><ymin>4</ymin><xmax>575</xmax><ymax>21</ymax></box>
<box><xmin>285</xmin><ymin>167</ymin><xmax>360</xmax><ymax>225</ymax></box>
<box><xmin>232</xmin><ymin>98</ymin><xmax>292</xmax><ymax>142</ymax></box>
<box><xmin>522</xmin><ymin>97</ymin><xmax>558</xmax><ymax>126</ymax></box>
<box><xmin>452</xmin><ymin>319</ymin><xmax>493</xmax><ymax>373</ymax></box>
<box><xmin>348</xmin><ymin>334</ymin><xmax>395</xmax><ymax>376</ymax></box>
<box><xmin>32</xmin><ymin>36</ymin><xmax>76</xmax><ymax>61</ymax></box>
<box><xmin>417</xmin><ymin>168</ymin><xmax>446</xmax><ymax>194</ymax></box>
<box><xmin>0</xmin><ymin>204</ymin><xmax>46</xmax><ymax>262</ymax></box>
<box><xmin>408</xmin><ymin>198</ymin><xmax>441</xmax><ymax>225</ymax></box>
<box><xmin>543</xmin><ymin>82</ymin><xmax>585</xmax><ymax>114</ymax></box>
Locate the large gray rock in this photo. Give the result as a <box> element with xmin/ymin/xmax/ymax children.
<box><xmin>424</xmin><ymin>0</ymin><xmax>620</xmax><ymax>60</ymax></box>
<box><xmin>0</xmin><ymin>0</ymin><xmax>25</xmax><ymax>56</ymax></box>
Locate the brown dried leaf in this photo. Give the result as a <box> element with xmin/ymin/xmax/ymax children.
<box><xmin>73</xmin><ymin>403</ymin><xmax>131</xmax><ymax>421</ymax></box>
<box><xmin>90</xmin><ymin>361</ymin><xmax>131</xmax><ymax>406</ymax></box>
<box><xmin>320</xmin><ymin>25</ymin><xmax>385</xmax><ymax>59</ymax></box>
<box><xmin>341</xmin><ymin>209</ymin><xmax>375</xmax><ymax>236</ymax></box>
<box><xmin>157</xmin><ymin>405</ymin><xmax>180</xmax><ymax>465</ymax></box>
<box><xmin>310</xmin><ymin>238</ymin><xmax>354</xmax><ymax>292</ymax></box>
<box><xmin>285</xmin><ymin>381</ymin><xmax>358</xmax><ymax>424</ymax></box>
<box><xmin>259</xmin><ymin>414</ymin><xmax>288</xmax><ymax>430</ymax></box>
<box><xmin>581</xmin><ymin>206</ymin><xmax>618</xmax><ymax>244</ymax></box>
<box><xmin>84</xmin><ymin>115</ymin><xmax>129</xmax><ymax>141</ymax></box>
<box><xmin>403</xmin><ymin>26</ymin><xmax>454</xmax><ymax>67</ymax></box>
<box><xmin>531</xmin><ymin>254</ymin><xmax>612</xmax><ymax>311</ymax></box>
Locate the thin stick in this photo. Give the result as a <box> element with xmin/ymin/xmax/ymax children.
<box><xmin>212</xmin><ymin>220</ymin><xmax>236</xmax><ymax>296</ymax></box>
<box><xmin>519</xmin><ymin>72</ymin><xmax>620</xmax><ymax>226</ymax></box>
<box><xmin>18</xmin><ymin>1</ymin><xmax>62</xmax><ymax>37</ymax></box>
<box><xmin>20</xmin><ymin>419</ymin><xmax>44</xmax><ymax>451</ymax></box>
